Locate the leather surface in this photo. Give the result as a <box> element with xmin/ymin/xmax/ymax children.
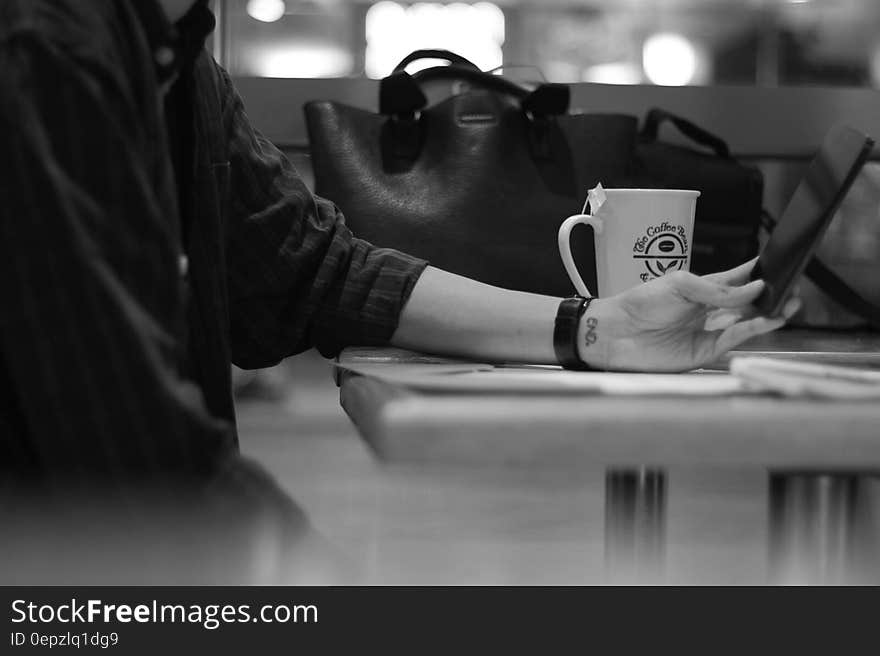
<box><xmin>306</xmin><ymin>93</ymin><xmax>636</xmax><ymax>296</ymax></box>
<box><xmin>305</xmin><ymin>93</ymin><xmax>761</xmax><ymax>295</ymax></box>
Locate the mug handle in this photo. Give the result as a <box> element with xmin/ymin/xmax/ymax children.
<box><xmin>558</xmin><ymin>214</ymin><xmax>603</xmax><ymax>298</ymax></box>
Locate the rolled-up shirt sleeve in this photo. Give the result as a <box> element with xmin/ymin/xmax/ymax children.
<box><xmin>220</xmin><ymin>66</ymin><xmax>428</xmax><ymax>368</ymax></box>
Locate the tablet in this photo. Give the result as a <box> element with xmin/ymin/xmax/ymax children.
<box><xmin>750</xmin><ymin>125</ymin><xmax>874</xmax><ymax>316</ymax></box>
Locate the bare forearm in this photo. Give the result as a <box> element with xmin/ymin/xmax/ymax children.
<box><xmin>391</xmin><ymin>266</ymin><xmax>561</xmax><ymax>364</ymax></box>
<box><xmin>390</xmin><ymin>262</ymin><xmax>792</xmax><ymax>372</ymax></box>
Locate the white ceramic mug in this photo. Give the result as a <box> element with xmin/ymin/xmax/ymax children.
<box><xmin>558</xmin><ymin>188</ymin><xmax>700</xmax><ymax>297</ymax></box>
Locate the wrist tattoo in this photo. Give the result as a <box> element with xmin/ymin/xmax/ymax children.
<box><xmin>583</xmin><ymin>316</ymin><xmax>599</xmax><ymax>348</ymax></box>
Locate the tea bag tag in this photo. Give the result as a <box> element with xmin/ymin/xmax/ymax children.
<box><xmin>583</xmin><ymin>183</ymin><xmax>607</xmax><ymax>215</ymax></box>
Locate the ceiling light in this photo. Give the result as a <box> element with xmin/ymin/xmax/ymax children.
<box><xmin>247</xmin><ymin>0</ymin><xmax>286</xmax><ymax>23</ymax></box>
<box><xmin>643</xmin><ymin>33</ymin><xmax>699</xmax><ymax>86</ymax></box>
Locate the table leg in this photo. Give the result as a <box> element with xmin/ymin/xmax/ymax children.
<box><xmin>604</xmin><ymin>468</ymin><xmax>667</xmax><ymax>583</ymax></box>
<box><xmin>768</xmin><ymin>471</ymin><xmax>880</xmax><ymax>585</ymax></box>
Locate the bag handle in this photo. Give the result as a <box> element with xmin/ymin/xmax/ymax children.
<box><xmin>380</xmin><ymin>52</ymin><xmax>570</xmax><ymax>118</ymax></box>
<box><xmin>641</xmin><ymin>108</ymin><xmax>731</xmax><ymax>159</ymax></box>
<box><xmin>392</xmin><ymin>49</ymin><xmax>481</xmax><ymax>74</ymax></box>
<box><xmin>761</xmin><ymin>211</ymin><xmax>880</xmax><ymax>329</ymax></box>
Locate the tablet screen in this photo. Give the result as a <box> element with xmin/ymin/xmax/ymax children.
<box><xmin>752</xmin><ymin>125</ymin><xmax>873</xmax><ymax>316</ymax></box>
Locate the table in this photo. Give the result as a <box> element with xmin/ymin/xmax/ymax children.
<box><xmin>318</xmin><ymin>329</ymin><xmax>880</xmax><ymax>584</ymax></box>
<box><xmin>336</xmin><ymin>330</ymin><xmax>880</xmax><ymax>468</ymax></box>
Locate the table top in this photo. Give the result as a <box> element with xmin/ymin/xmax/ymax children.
<box><xmin>336</xmin><ymin>330</ymin><xmax>880</xmax><ymax>468</ymax></box>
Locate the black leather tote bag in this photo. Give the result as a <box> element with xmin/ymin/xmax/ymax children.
<box><xmin>304</xmin><ymin>50</ymin><xmax>638</xmax><ymax>296</ymax></box>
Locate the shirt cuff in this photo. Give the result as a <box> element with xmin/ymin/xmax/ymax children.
<box><xmin>312</xmin><ymin>243</ymin><xmax>429</xmax><ymax>357</ymax></box>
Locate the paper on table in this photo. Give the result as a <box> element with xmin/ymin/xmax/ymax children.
<box><xmin>708</xmin><ymin>350</ymin><xmax>880</xmax><ymax>371</ymax></box>
<box><xmin>731</xmin><ymin>356</ymin><xmax>880</xmax><ymax>400</ymax></box>
<box><xmin>339</xmin><ymin>362</ymin><xmax>751</xmax><ymax>396</ymax></box>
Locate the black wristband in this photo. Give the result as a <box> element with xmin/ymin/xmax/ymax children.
<box><xmin>553</xmin><ymin>296</ymin><xmax>594</xmax><ymax>370</ymax></box>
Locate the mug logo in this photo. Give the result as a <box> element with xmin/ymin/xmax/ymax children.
<box><xmin>633</xmin><ymin>222</ymin><xmax>689</xmax><ymax>282</ymax></box>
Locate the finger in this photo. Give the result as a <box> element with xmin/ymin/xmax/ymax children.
<box><xmin>703</xmin><ymin>257</ymin><xmax>759</xmax><ymax>286</ymax></box>
<box><xmin>674</xmin><ymin>273</ymin><xmax>766</xmax><ymax>308</ymax></box>
<box><xmin>712</xmin><ymin>314</ymin><xmax>787</xmax><ymax>355</ymax></box>
<box><xmin>703</xmin><ymin>308</ymin><xmax>742</xmax><ymax>331</ymax></box>
<box><xmin>781</xmin><ymin>297</ymin><xmax>801</xmax><ymax>320</ymax></box>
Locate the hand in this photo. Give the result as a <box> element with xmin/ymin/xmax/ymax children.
<box><xmin>578</xmin><ymin>259</ymin><xmax>800</xmax><ymax>372</ymax></box>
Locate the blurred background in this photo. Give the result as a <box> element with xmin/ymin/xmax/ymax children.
<box><xmin>219</xmin><ymin>0</ymin><xmax>880</xmax><ymax>88</ymax></box>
